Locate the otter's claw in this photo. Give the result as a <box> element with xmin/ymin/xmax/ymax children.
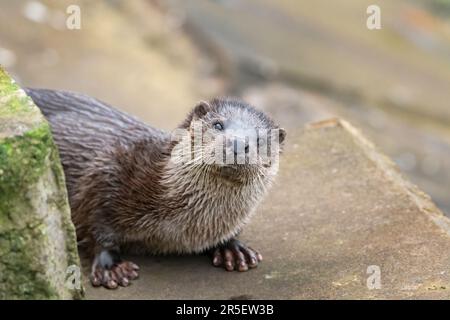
<box><xmin>90</xmin><ymin>261</ymin><xmax>139</xmax><ymax>289</ymax></box>
<box><xmin>212</xmin><ymin>239</ymin><xmax>262</xmax><ymax>272</ymax></box>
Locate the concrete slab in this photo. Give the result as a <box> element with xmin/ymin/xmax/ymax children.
<box><xmin>85</xmin><ymin>119</ymin><xmax>450</xmax><ymax>299</ymax></box>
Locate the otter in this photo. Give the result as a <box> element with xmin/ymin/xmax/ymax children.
<box><xmin>26</xmin><ymin>88</ymin><xmax>286</xmax><ymax>289</ymax></box>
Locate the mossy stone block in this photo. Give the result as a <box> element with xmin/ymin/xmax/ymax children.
<box><xmin>0</xmin><ymin>67</ymin><xmax>83</xmax><ymax>299</ymax></box>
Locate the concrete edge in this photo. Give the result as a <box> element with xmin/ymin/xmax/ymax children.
<box><xmin>305</xmin><ymin>118</ymin><xmax>450</xmax><ymax>238</ymax></box>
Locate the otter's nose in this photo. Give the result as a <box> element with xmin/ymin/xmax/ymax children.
<box><xmin>233</xmin><ymin>138</ymin><xmax>249</xmax><ymax>156</ymax></box>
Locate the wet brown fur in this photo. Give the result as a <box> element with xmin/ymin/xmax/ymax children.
<box><xmin>26</xmin><ymin>89</ymin><xmax>284</xmax><ymax>259</ymax></box>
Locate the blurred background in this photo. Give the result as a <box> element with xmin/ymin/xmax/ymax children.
<box><xmin>0</xmin><ymin>0</ymin><xmax>449</xmax><ymax>215</ymax></box>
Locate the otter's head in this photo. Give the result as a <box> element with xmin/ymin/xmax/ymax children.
<box><xmin>172</xmin><ymin>97</ymin><xmax>286</xmax><ymax>183</ymax></box>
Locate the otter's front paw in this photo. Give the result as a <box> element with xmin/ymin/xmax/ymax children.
<box><xmin>90</xmin><ymin>251</ymin><xmax>140</xmax><ymax>289</ymax></box>
<box><xmin>212</xmin><ymin>239</ymin><xmax>262</xmax><ymax>272</ymax></box>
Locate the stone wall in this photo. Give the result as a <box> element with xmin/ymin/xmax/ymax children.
<box><xmin>0</xmin><ymin>67</ymin><xmax>83</xmax><ymax>299</ymax></box>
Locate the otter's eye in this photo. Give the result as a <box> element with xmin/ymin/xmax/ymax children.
<box><xmin>213</xmin><ymin>122</ymin><xmax>224</xmax><ymax>131</ymax></box>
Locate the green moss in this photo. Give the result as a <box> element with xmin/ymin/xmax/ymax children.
<box><xmin>0</xmin><ymin>67</ymin><xmax>84</xmax><ymax>299</ymax></box>
<box><xmin>0</xmin><ymin>69</ymin><xmax>29</xmax><ymax>114</ymax></box>
<box><xmin>0</xmin><ymin>227</ymin><xmax>60</xmax><ymax>299</ymax></box>
<box><xmin>0</xmin><ymin>123</ymin><xmax>52</xmax><ymax>232</ymax></box>
<box><xmin>0</xmin><ymin>121</ymin><xmax>66</xmax><ymax>298</ymax></box>
<box><xmin>0</xmin><ymin>68</ymin><xmax>42</xmax><ymax>138</ymax></box>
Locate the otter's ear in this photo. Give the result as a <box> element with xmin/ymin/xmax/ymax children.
<box><xmin>279</xmin><ymin>128</ymin><xmax>286</xmax><ymax>144</ymax></box>
<box><xmin>193</xmin><ymin>101</ymin><xmax>211</xmax><ymax>118</ymax></box>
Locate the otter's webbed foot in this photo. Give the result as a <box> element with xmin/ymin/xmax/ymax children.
<box><xmin>90</xmin><ymin>249</ymin><xmax>140</xmax><ymax>289</ymax></box>
<box><xmin>211</xmin><ymin>239</ymin><xmax>262</xmax><ymax>272</ymax></box>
